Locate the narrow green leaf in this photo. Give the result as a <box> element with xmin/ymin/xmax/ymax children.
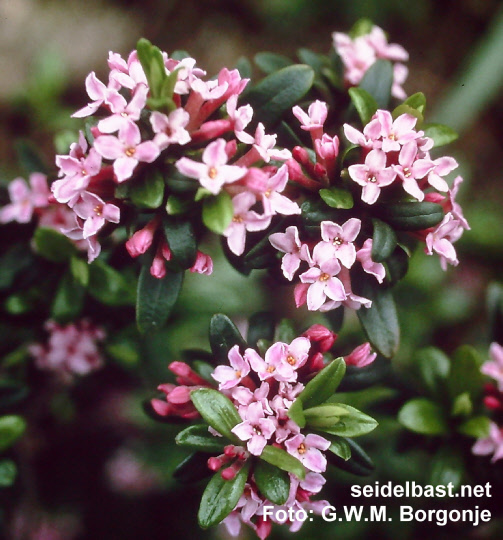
<box><xmin>349</xmin><ymin>18</ymin><xmax>374</xmax><ymax>38</ymax></box>
<box><xmin>260</xmin><ymin>445</ymin><xmax>305</xmax><ymax>480</ymax></box>
<box><xmin>298</xmin><ymin>357</ymin><xmax>346</xmax><ymax>409</ymax></box>
<box><xmin>414</xmin><ymin>347</ymin><xmax>450</xmax><ymax>399</ymax></box>
<box><xmin>325</xmin><ymin>436</ymin><xmax>374</xmax><ymax>476</ymax></box>
<box><xmin>130</xmin><ymin>169</ymin><xmax>165</xmax><ymax>208</ymax></box>
<box><xmin>355</xmin><ymin>277</ymin><xmax>400</xmax><ymax>358</ymax></box>
<box><xmin>51</xmin><ymin>270</ymin><xmax>85</xmax><ymax>322</ymax></box>
<box><xmin>173</xmin><ymin>452</ymin><xmax>214</xmax><ymax>484</ymax></box>
<box><xmin>190</xmin><ymin>388</ymin><xmax>241</xmax><ymax>441</ymax></box>
<box><xmin>176</xmin><ymin>424</ymin><xmax>228</xmax><ymax>452</ymax></box>
<box><xmin>457</xmin><ymin>415</ymin><xmax>491</xmax><ymax>438</ymax></box>
<box><xmin>163</xmin><ymin>218</ymin><xmax>197</xmax><ymax>269</ymax></box>
<box><xmin>70</xmin><ymin>256</ymin><xmax>89</xmax><ymax>287</ymax></box>
<box><xmin>254</xmin><ymin>460</ymin><xmax>290</xmax><ymax>505</ymax></box>
<box><xmin>297</xmin><ymin>48</ymin><xmax>329</xmax><ymax>75</ymax></box>
<box><xmin>247</xmin><ymin>311</ymin><xmax>275</xmax><ymax>348</ymax></box>
<box><xmin>0</xmin><ymin>415</ymin><xmax>26</xmax><ymax>452</ymax></box>
<box><xmin>384</xmin><ymin>247</ymin><xmax>409</xmax><ymax>285</ymax></box>
<box><xmin>317</xmin><ymin>404</ymin><xmax>378</xmax><ymax>437</ymax></box>
<box><xmin>89</xmin><ymin>260</ymin><xmax>136</xmax><ymax>306</ymax></box>
<box><xmin>392</xmin><ymin>104</ymin><xmax>424</xmax><ymax>125</ymax></box>
<box><xmin>398</xmin><ymin>398</ymin><xmax>448</xmax><ymax>435</ymax></box>
<box><xmin>287</xmin><ymin>398</ymin><xmax>306</xmax><ymax>428</ymax></box>
<box><xmin>254</xmin><ymin>52</ymin><xmax>293</xmax><ymax>74</ymax></box>
<box><xmin>447</xmin><ymin>345</ymin><xmax>483</xmax><ymax>400</ymax></box>
<box><xmin>198</xmin><ymin>462</ymin><xmax>249</xmax><ymax>529</ymax></box>
<box><xmin>33</xmin><ymin>227</ymin><xmax>76</xmax><ymax>263</ymax></box>
<box><xmin>209</xmin><ymin>314</ymin><xmax>247</xmax><ymax>363</ymax></box>
<box><xmin>303</xmin><ymin>404</ymin><xmax>347</xmax><ymax>428</ymax></box>
<box><xmin>422</xmin><ymin>123</ymin><xmax>459</xmax><ymax>147</ymax></box>
<box><xmin>359</xmin><ymin>59</ymin><xmax>393</xmax><ymax>109</ymax></box>
<box><xmin>371</xmin><ymin>218</ymin><xmax>397</xmax><ymax>262</ymax></box>
<box><xmin>376</xmin><ymin>201</ymin><xmax>444</xmax><ymax>231</ymax></box>
<box><xmin>245</xmin><ymin>65</ymin><xmax>315</xmax><ymax>127</ymax></box>
<box><xmin>319</xmin><ymin>187</ymin><xmax>354</xmax><ymax>209</ymax></box>
<box><xmin>402</xmin><ymin>92</ymin><xmax>426</xmax><ymax>114</ymax></box>
<box><xmin>202</xmin><ymin>192</ymin><xmax>234</xmax><ymax>234</ymax></box>
<box><xmin>0</xmin><ymin>460</ymin><xmax>17</xmax><ymax>487</ymax></box>
<box><xmin>328</xmin><ymin>438</ymin><xmax>352</xmax><ymax>461</ymax></box>
<box><xmin>348</xmin><ymin>87</ymin><xmax>378</xmax><ymax>126</ymax></box>
<box><xmin>136</xmin><ymin>266</ymin><xmax>183</xmax><ymax>333</ymax></box>
<box><xmin>235</xmin><ymin>56</ymin><xmax>252</xmax><ymax>79</ymax></box>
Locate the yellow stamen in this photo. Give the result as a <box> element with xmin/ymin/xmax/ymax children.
<box><xmin>319</xmin><ymin>273</ymin><xmax>330</xmax><ymax>282</ymax></box>
<box><xmin>298</xmin><ymin>443</ymin><xmax>306</xmax><ymax>454</ymax></box>
<box><xmin>208</xmin><ymin>166</ymin><xmax>218</xmax><ymax>179</ymax></box>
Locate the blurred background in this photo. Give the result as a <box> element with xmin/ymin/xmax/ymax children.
<box><xmin>1</xmin><ymin>0</ymin><xmax>503</xmax><ymax>538</ymax></box>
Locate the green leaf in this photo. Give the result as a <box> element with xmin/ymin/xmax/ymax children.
<box><xmin>325</xmin><ymin>436</ymin><xmax>374</xmax><ymax>476</ymax></box>
<box><xmin>392</xmin><ymin>104</ymin><xmax>424</xmax><ymax>125</ymax></box>
<box><xmin>0</xmin><ymin>415</ymin><xmax>26</xmax><ymax>452</ymax></box>
<box><xmin>447</xmin><ymin>345</ymin><xmax>483</xmax><ymax>400</ymax></box>
<box><xmin>136</xmin><ymin>266</ymin><xmax>183</xmax><ymax>333</ymax></box>
<box><xmin>166</xmin><ymin>194</ymin><xmax>191</xmax><ymax>215</ymax></box>
<box><xmin>414</xmin><ymin>347</ymin><xmax>450</xmax><ymax>399</ymax></box>
<box><xmin>430</xmin><ymin>446</ymin><xmax>464</xmax><ymax>491</ymax></box>
<box><xmin>297</xmin><ymin>48</ymin><xmax>329</xmax><ymax>75</ymax></box>
<box><xmin>0</xmin><ymin>244</ymin><xmax>33</xmax><ymax>290</ymax></box>
<box><xmin>371</xmin><ymin>218</ymin><xmax>397</xmax><ymax>262</ymax></box>
<box><xmin>202</xmin><ymin>191</ymin><xmax>234</xmax><ymax>234</ymax></box>
<box><xmin>348</xmin><ymin>87</ymin><xmax>378</xmax><ymax>126</ymax></box>
<box><xmin>235</xmin><ymin>56</ymin><xmax>252</xmax><ymax>79</ymax></box>
<box><xmin>303</xmin><ymin>404</ymin><xmax>347</xmax><ymax>428</ymax></box>
<box><xmin>298</xmin><ymin>357</ymin><xmax>346</xmax><ymax>410</ymax></box>
<box><xmin>316</xmin><ymin>404</ymin><xmax>378</xmax><ymax>437</ymax></box>
<box><xmin>0</xmin><ymin>460</ymin><xmax>17</xmax><ymax>487</ymax></box>
<box><xmin>359</xmin><ymin>59</ymin><xmax>393</xmax><ymax>109</ymax></box>
<box><xmin>383</xmin><ymin>247</ymin><xmax>409</xmax><ymax>285</ymax></box>
<box><xmin>247</xmin><ymin>312</ymin><xmax>275</xmax><ymax>348</ymax></box>
<box><xmin>70</xmin><ymin>256</ymin><xmax>89</xmax><ymax>287</ymax></box>
<box><xmin>451</xmin><ymin>392</ymin><xmax>472</xmax><ymax>417</ymax></box>
<box><xmin>51</xmin><ymin>270</ymin><xmax>85</xmax><ymax>322</ymax></box>
<box><xmin>209</xmin><ymin>314</ymin><xmax>247</xmax><ymax>363</ymax></box>
<box><xmin>349</xmin><ymin>18</ymin><xmax>374</xmax><ymax>38</ymax></box>
<box><xmin>190</xmin><ymin>388</ymin><xmax>241</xmax><ymax>441</ymax></box>
<box><xmin>422</xmin><ymin>123</ymin><xmax>459</xmax><ymax>147</ymax></box>
<box><xmin>175</xmin><ymin>424</ymin><xmax>228</xmax><ymax>452</ymax></box>
<box><xmin>260</xmin><ymin>445</ymin><xmax>305</xmax><ymax>480</ymax></box>
<box><xmin>15</xmin><ymin>140</ymin><xmax>48</xmax><ymax>174</ymax></box>
<box><xmin>244</xmin><ymin>64</ymin><xmax>314</xmax><ymax>127</ymax></box>
<box><xmin>254</xmin><ymin>52</ymin><xmax>293</xmax><ymax>74</ymax></box>
<box><xmin>319</xmin><ymin>187</ymin><xmax>354</xmax><ymax>209</ymax></box>
<box><xmin>376</xmin><ymin>201</ymin><xmax>444</xmax><ymax>231</ymax></box>
<box><xmin>398</xmin><ymin>398</ymin><xmax>448</xmax><ymax>435</ymax></box>
<box><xmin>254</xmin><ymin>460</ymin><xmax>290</xmax><ymax>505</ymax></box>
<box><xmin>355</xmin><ymin>277</ymin><xmax>400</xmax><ymax>358</ymax></box>
<box><xmin>89</xmin><ymin>260</ymin><xmax>136</xmax><ymax>306</ymax></box>
<box><xmin>273</xmin><ymin>318</ymin><xmax>296</xmax><ymax>344</ymax></box>
<box><xmin>198</xmin><ymin>462</ymin><xmax>249</xmax><ymax>529</ymax></box>
<box><xmin>328</xmin><ymin>437</ymin><xmax>352</xmax><ymax>461</ymax></box>
<box><xmin>163</xmin><ymin>218</ymin><xmax>197</xmax><ymax>269</ymax></box>
<box><xmin>136</xmin><ymin>38</ymin><xmax>171</xmax><ymax>104</ymax></box>
<box><xmin>402</xmin><ymin>92</ymin><xmax>427</xmax><ymax>114</ymax></box>
<box><xmin>33</xmin><ymin>227</ymin><xmax>76</xmax><ymax>263</ymax></box>
<box><xmin>287</xmin><ymin>398</ymin><xmax>306</xmax><ymax>428</ymax></box>
<box><xmin>130</xmin><ymin>169</ymin><xmax>165</xmax><ymax>208</ymax></box>
<box><xmin>457</xmin><ymin>415</ymin><xmax>491</xmax><ymax>438</ymax></box>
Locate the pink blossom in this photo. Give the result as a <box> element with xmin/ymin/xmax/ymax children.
<box><xmin>448</xmin><ymin>176</ymin><xmax>470</xmax><ymax>230</ymax></box>
<box><xmin>393</xmin><ymin>141</ymin><xmax>434</xmax><ymax>201</ymax></box>
<box><xmin>343</xmin><ymin>119</ymin><xmax>382</xmax><ymax>149</ymax></box>
<box><xmin>108</xmin><ymin>50</ymin><xmax>148</xmax><ymax>90</ymax></box>
<box><xmin>314</xmin><ymin>133</ymin><xmax>340</xmax><ymax>177</ymax></box>
<box><xmin>345</xmin><ymin>342</ymin><xmax>376</xmax><ymax>367</ymax></box>
<box><xmin>212</xmin><ymin>345</ymin><xmax>251</xmax><ymax>390</ymax></box>
<box><xmin>236</xmin><ymin>123</ymin><xmax>291</xmax><ymax>167</ymax></box>
<box><xmin>231</xmin><ymin>402</ymin><xmax>276</xmax><ymax>456</ymax></box>
<box><xmin>425</xmin><ymin>213</ymin><xmax>463</xmax><ymax>270</ymax></box>
<box><xmin>348</xmin><ymin>148</ymin><xmax>396</xmax><ymax>204</ymax></box>
<box><xmin>61</xmin><ymin>216</ymin><xmax>102</xmax><ymax>263</ymax></box>
<box><xmin>175</xmin><ymin>138</ymin><xmax>247</xmax><ymax>195</ymax></box>
<box><xmin>93</xmin><ymin>123</ymin><xmax>160</xmax><ymax>183</ymax></box>
<box><xmin>356</xmin><ymin>239</ymin><xmax>386</xmax><ymax>283</ymax></box>
<box><xmin>472</xmin><ymin>421</ymin><xmax>503</xmax><ymax>463</ymax></box>
<box><xmin>190</xmin><ymin>251</ymin><xmax>213</xmax><ymax>275</ymax></box>
<box><xmin>150</xmin><ymin>108</ymin><xmax>191</xmax><ymax>150</ymax></box>
<box><xmin>72</xmin><ymin>71</ymin><xmax>123</xmax><ymax>118</ymax></box>
<box><xmin>125</xmin><ymin>218</ymin><xmax>159</xmax><ymax>258</ymax></box>
<box><xmin>269</xmin><ymin>226</ymin><xmax>310</xmax><ymax>281</ymax></box>
<box><xmin>375</xmin><ymin>110</ymin><xmax>419</xmax><ymax>153</ymax></box>
<box><xmin>72</xmin><ymin>191</ymin><xmax>120</xmax><ymax>238</ymax></box>
<box><xmin>97</xmin><ymin>83</ymin><xmax>148</xmax><ymax>134</ymax></box>
<box><xmin>284</xmin><ymin>433</ymin><xmax>330</xmax><ymax>473</ymax></box>
<box><xmin>258</xmin><ymin>165</ymin><xmax>301</xmax><ymax>216</ymax></box>
<box><xmin>426</xmin><ymin>156</ymin><xmax>458</xmax><ymax>192</ymax></box>
<box><xmin>0</xmin><ymin>173</ymin><xmax>50</xmax><ymax>223</ymax></box>
<box><xmin>223</xmin><ymin>192</ymin><xmax>271</xmax><ymax>256</ymax></box>
<box><xmin>226</xmin><ymin>94</ymin><xmax>254</xmax><ymax>142</ymax></box>
<box><xmin>481</xmin><ymin>343</ymin><xmax>503</xmax><ymax>392</ymax></box>
<box><xmin>292</xmin><ymin>100</ymin><xmax>327</xmax><ymax>142</ymax></box>
<box><xmin>319</xmin><ymin>218</ymin><xmax>361</xmax><ymax>268</ymax></box>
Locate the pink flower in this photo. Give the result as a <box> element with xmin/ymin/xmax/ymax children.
<box><xmin>190</xmin><ymin>251</ymin><xmax>213</xmax><ymax>275</ymax></box>
<box><xmin>269</xmin><ymin>226</ymin><xmax>310</xmax><ymax>281</ymax></box>
<box><xmin>425</xmin><ymin>213</ymin><xmax>463</xmax><ymax>270</ymax></box>
<box><xmin>72</xmin><ymin>71</ymin><xmax>123</xmax><ymax>118</ymax></box>
<box><xmin>345</xmin><ymin>342</ymin><xmax>376</xmax><ymax>367</ymax></box>
<box><xmin>356</xmin><ymin>239</ymin><xmax>386</xmax><ymax>283</ymax></box>
<box><xmin>292</xmin><ymin>100</ymin><xmax>327</xmax><ymax>142</ymax></box>
<box><xmin>175</xmin><ymin>138</ymin><xmax>247</xmax><ymax>195</ymax></box>
<box><xmin>319</xmin><ymin>218</ymin><xmax>361</xmax><ymax>269</ymax></box>
<box><xmin>97</xmin><ymin>83</ymin><xmax>148</xmax><ymax>134</ymax></box>
<box><xmin>93</xmin><ymin>123</ymin><xmax>160</xmax><ymax>183</ymax></box>
<box><xmin>61</xmin><ymin>216</ymin><xmax>102</xmax><ymax>263</ymax></box>
<box><xmin>348</xmin><ymin>149</ymin><xmax>396</xmax><ymax>204</ymax></box>
<box><xmin>212</xmin><ymin>345</ymin><xmax>251</xmax><ymax>390</ymax></box>
<box><xmin>375</xmin><ymin>110</ymin><xmax>419</xmax><ymax>153</ymax></box>
<box><xmin>393</xmin><ymin>141</ymin><xmax>434</xmax><ymax>201</ymax></box>
<box><xmin>481</xmin><ymin>343</ymin><xmax>503</xmax><ymax>392</ymax></box>
<box><xmin>125</xmin><ymin>218</ymin><xmax>159</xmax><ymax>258</ymax></box>
<box><xmin>231</xmin><ymin>402</ymin><xmax>276</xmax><ymax>456</ymax></box>
<box><xmin>223</xmin><ymin>192</ymin><xmax>271</xmax><ymax>256</ymax></box>
<box><xmin>472</xmin><ymin>421</ymin><xmax>503</xmax><ymax>463</ymax></box>
<box><xmin>72</xmin><ymin>191</ymin><xmax>120</xmax><ymax>238</ymax></box>
<box><xmin>150</xmin><ymin>108</ymin><xmax>191</xmax><ymax>150</ymax></box>
<box><xmin>426</xmin><ymin>156</ymin><xmax>458</xmax><ymax>192</ymax></box>
<box><xmin>284</xmin><ymin>433</ymin><xmax>330</xmax><ymax>473</ymax></box>
<box><xmin>258</xmin><ymin>165</ymin><xmax>301</xmax><ymax>216</ymax></box>
<box><xmin>0</xmin><ymin>173</ymin><xmax>49</xmax><ymax>223</ymax></box>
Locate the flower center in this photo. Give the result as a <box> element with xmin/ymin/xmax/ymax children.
<box><xmin>368</xmin><ymin>175</ymin><xmax>377</xmax><ymax>183</ymax></box>
<box><xmin>125</xmin><ymin>147</ymin><xmax>136</xmax><ymax>157</ymax></box>
<box><xmin>94</xmin><ymin>205</ymin><xmax>103</xmax><ymax>216</ymax></box>
<box><xmin>333</xmin><ymin>236</ymin><xmax>342</xmax><ymax>246</ymax></box>
<box><xmin>264</xmin><ymin>189</ymin><xmax>271</xmax><ymax>198</ymax></box>
<box><xmin>319</xmin><ymin>272</ymin><xmax>330</xmax><ymax>282</ymax></box>
<box><xmin>235</xmin><ymin>370</ymin><xmax>241</xmax><ymax>378</ymax></box>
<box><xmin>298</xmin><ymin>443</ymin><xmax>306</xmax><ymax>454</ymax></box>
<box><xmin>389</xmin><ymin>133</ymin><xmax>396</xmax><ymax>141</ymax></box>
<box><xmin>208</xmin><ymin>166</ymin><xmax>218</xmax><ymax>179</ymax></box>
<box><xmin>81</xmin><ymin>169</ymin><xmax>88</xmax><ymax>176</ymax></box>
<box><xmin>121</xmin><ymin>112</ymin><xmax>128</xmax><ymax>118</ymax></box>
<box><xmin>403</xmin><ymin>167</ymin><xmax>412</xmax><ymax>178</ymax></box>
<box><xmin>286</xmin><ymin>355</ymin><xmax>296</xmax><ymax>366</ymax></box>
<box><xmin>254</xmin><ymin>426</ymin><xmax>262</xmax><ymax>436</ymax></box>
<box><xmin>266</xmin><ymin>365</ymin><xmax>275</xmax><ymax>373</ymax></box>
<box><xmin>232</xmin><ymin>215</ymin><xmax>243</xmax><ymax>223</ymax></box>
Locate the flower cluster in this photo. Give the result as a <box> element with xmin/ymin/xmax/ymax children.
<box><xmin>472</xmin><ymin>343</ymin><xmax>503</xmax><ymax>462</ymax></box>
<box><xmin>333</xmin><ymin>24</ymin><xmax>409</xmax><ymax>99</ymax></box>
<box><xmin>152</xmin><ymin>320</ymin><xmax>377</xmax><ymax>538</ymax></box>
<box><xmin>28</xmin><ymin>319</ymin><xmax>105</xmax><ymax>382</ymax></box>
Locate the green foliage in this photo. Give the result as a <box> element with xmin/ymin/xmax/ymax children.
<box><xmin>175</xmin><ymin>424</ymin><xmax>228</xmax><ymax>452</ymax></box>
<box><xmin>0</xmin><ymin>415</ymin><xmax>26</xmax><ymax>452</ymax></box>
<box><xmin>209</xmin><ymin>314</ymin><xmax>247</xmax><ymax>363</ymax></box>
<box><xmin>319</xmin><ymin>187</ymin><xmax>354</xmax><ymax>209</ymax></box>
<box><xmin>348</xmin><ymin>87</ymin><xmax>378</xmax><ymax>125</ymax></box>
<box><xmin>202</xmin><ymin>192</ymin><xmax>234</xmax><ymax>234</ymax></box>
<box><xmin>359</xmin><ymin>59</ymin><xmax>393</xmax><ymax>109</ymax></box>
<box><xmin>376</xmin><ymin>202</ymin><xmax>444</xmax><ymax>231</ymax></box>
<box><xmin>260</xmin><ymin>445</ymin><xmax>305</xmax><ymax>480</ymax></box>
<box><xmin>296</xmin><ymin>357</ymin><xmax>346</xmax><ymax>409</ymax></box>
<box><xmin>371</xmin><ymin>218</ymin><xmax>398</xmax><ymax>263</ymax></box>
<box><xmin>253</xmin><ymin>460</ymin><xmax>290</xmax><ymax>505</ymax></box>
<box><xmin>33</xmin><ymin>228</ymin><xmax>76</xmax><ymax>263</ymax></box>
<box><xmin>398</xmin><ymin>398</ymin><xmax>448</xmax><ymax>435</ymax></box>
